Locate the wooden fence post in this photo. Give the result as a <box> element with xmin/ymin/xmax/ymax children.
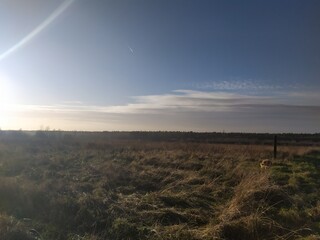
<box><xmin>274</xmin><ymin>135</ymin><xmax>277</xmax><ymax>159</ymax></box>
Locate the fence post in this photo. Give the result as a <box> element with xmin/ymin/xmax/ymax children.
<box><xmin>274</xmin><ymin>135</ymin><xmax>277</xmax><ymax>159</ymax></box>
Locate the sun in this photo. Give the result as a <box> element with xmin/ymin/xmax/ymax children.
<box><xmin>0</xmin><ymin>75</ymin><xmax>9</xmax><ymax>106</ymax></box>
<box><xmin>0</xmin><ymin>72</ymin><xmax>17</xmax><ymax>129</ymax></box>
<box><xmin>0</xmin><ymin>78</ymin><xmax>8</xmax><ymax>127</ymax></box>
<box><xmin>0</xmin><ymin>78</ymin><xmax>6</xmax><ymax>106</ymax></box>
<box><xmin>0</xmin><ymin>71</ymin><xmax>17</xmax><ymax>104</ymax></box>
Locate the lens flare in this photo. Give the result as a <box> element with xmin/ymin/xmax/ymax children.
<box><xmin>0</xmin><ymin>0</ymin><xmax>75</xmax><ymax>62</ymax></box>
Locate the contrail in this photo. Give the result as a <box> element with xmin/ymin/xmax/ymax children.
<box><xmin>128</xmin><ymin>46</ymin><xmax>134</xmax><ymax>54</ymax></box>
<box><xmin>0</xmin><ymin>0</ymin><xmax>75</xmax><ymax>62</ymax></box>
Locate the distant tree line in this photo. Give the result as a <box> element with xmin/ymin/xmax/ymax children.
<box><xmin>0</xmin><ymin>130</ymin><xmax>319</xmax><ymax>146</ymax></box>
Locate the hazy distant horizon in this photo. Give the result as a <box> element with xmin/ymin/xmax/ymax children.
<box><xmin>1</xmin><ymin>127</ymin><xmax>319</xmax><ymax>135</ymax></box>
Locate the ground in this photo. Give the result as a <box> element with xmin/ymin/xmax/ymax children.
<box><xmin>0</xmin><ymin>131</ymin><xmax>319</xmax><ymax>239</ymax></box>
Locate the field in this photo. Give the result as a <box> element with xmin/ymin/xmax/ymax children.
<box><xmin>0</xmin><ymin>131</ymin><xmax>320</xmax><ymax>240</ymax></box>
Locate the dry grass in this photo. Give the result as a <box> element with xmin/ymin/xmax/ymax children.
<box><xmin>0</xmin><ymin>132</ymin><xmax>319</xmax><ymax>239</ymax></box>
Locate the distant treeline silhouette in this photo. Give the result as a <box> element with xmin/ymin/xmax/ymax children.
<box><xmin>0</xmin><ymin>130</ymin><xmax>319</xmax><ymax>146</ymax></box>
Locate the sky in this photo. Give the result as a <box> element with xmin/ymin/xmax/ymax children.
<box><xmin>0</xmin><ymin>0</ymin><xmax>319</xmax><ymax>132</ymax></box>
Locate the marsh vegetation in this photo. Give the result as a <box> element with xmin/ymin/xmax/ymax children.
<box><xmin>0</xmin><ymin>131</ymin><xmax>319</xmax><ymax>239</ymax></box>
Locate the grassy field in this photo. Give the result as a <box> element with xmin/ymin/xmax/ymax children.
<box><xmin>0</xmin><ymin>131</ymin><xmax>320</xmax><ymax>239</ymax></box>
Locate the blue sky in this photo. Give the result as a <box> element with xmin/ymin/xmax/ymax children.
<box><xmin>0</xmin><ymin>0</ymin><xmax>319</xmax><ymax>132</ymax></box>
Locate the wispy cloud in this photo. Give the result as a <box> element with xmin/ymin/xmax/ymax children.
<box><xmin>8</xmin><ymin>89</ymin><xmax>320</xmax><ymax>114</ymax></box>
<box><xmin>2</xmin><ymin>89</ymin><xmax>319</xmax><ymax>132</ymax></box>
<box><xmin>195</xmin><ymin>80</ymin><xmax>300</xmax><ymax>91</ymax></box>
